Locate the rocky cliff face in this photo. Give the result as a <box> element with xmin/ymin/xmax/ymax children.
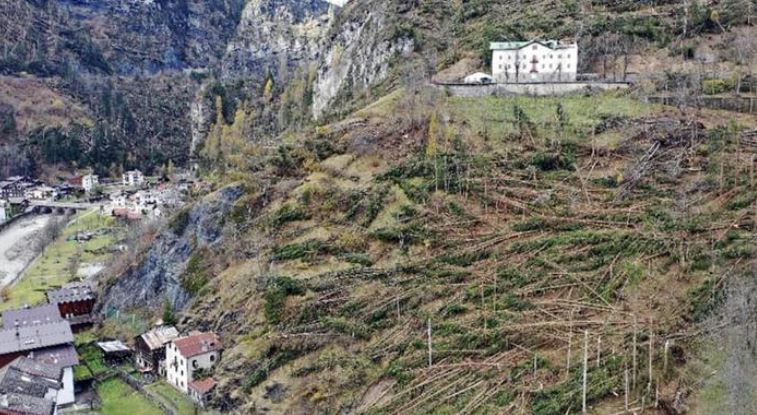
<box><xmin>220</xmin><ymin>0</ymin><xmax>334</xmax><ymax>80</ymax></box>
<box><xmin>0</xmin><ymin>0</ymin><xmax>246</xmax><ymax>76</ymax></box>
<box><xmin>100</xmin><ymin>184</ymin><xmax>244</xmax><ymax>313</ymax></box>
<box><xmin>312</xmin><ymin>0</ymin><xmax>415</xmax><ymax>119</ymax></box>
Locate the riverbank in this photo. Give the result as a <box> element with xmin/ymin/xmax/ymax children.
<box><xmin>1</xmin><ymin>210</ymin><xmax>124</xmax><ymax>311</ymax></box>
<box><xmin>0</xmin><ymin>214</ymin><xmax>54</xmax><ymax>289</ymax></box>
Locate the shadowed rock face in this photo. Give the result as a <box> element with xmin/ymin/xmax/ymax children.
<box><xmin>220</xmin><ymin>0</ymin><xmax>334</xmax><ymax>80</ymax></box>
<box><xmin>100</xmin><ymin>184</ymin><xmax>244</xmax><ymax>313</ymax></box>
<box><xmin>0</xmin><ymin>0</ymin><xmax>247</xmax><ymax>76</ymax></box>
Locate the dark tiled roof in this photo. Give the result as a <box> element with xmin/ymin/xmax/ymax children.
<box><xmin>0</xmin><ymin>321</ymin><xmax>74</xmax><ymax>355</ymax></box>
<box><xmin>2</xmin><ymin>305</ymin><xmax>63</xmax><ymax>330</ymax></box>
<box><xmin>29</xmin><ymin>344</ymin><xmax>79</xmax><ymax>369</ymax></box>
<box><xmin>46</xmin><ymin>283</ymin><xmax>96</xmax><ymax>305</ymax></box>
<box><xmin>188</xmin><ymin>378</ymin><xmax>216</xmax><ymax>394</ymax></box>
<box><xmin>173</xmin><ymin>332</ymin><xmax>222</xmax><ymax>358</ymax></box>
<box><xmin>0</xmin><ymin>357</ymin><xmax>62</xmax><ymax>399</ymax></box>
<box><xmin>7</xmin><ymin>357</ymin><xmax>61</xmax><ymax>383</ymax></box>
<box><xmin>0</xmin><ymin>392</ymin><xmax>54</xmax><ymax>415</ymax></box>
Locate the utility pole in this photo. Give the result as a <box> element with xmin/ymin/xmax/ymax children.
<box><xmin>427</xmin><ymin>318</ymin><xmax>433</xmax><ymax>368</ymax></box>
<box><xmin>582</xmin><ymin>330</ymin><xmax>589</xmax><ymax>413</ymax></box>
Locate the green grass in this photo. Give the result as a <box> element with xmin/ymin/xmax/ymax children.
<box><xmin>79</xmin><ymin>344</ymin><xmax>109</xmax><ymax>377</ymax></box>
<box><xmin>145</xmin><ymin>381</ymin><xmax>199</xmax><ymax>415</ymax></box>
<box><xmin>1</xmin><ymin>210</ymin><xmax>122</xmax><ymax>311</ymax></box>
<box><xmin>446</xmin><ymin>93</ymin><xmax>657</xmax><ymax>142</ymax></box>
<box><xmin>96</xmin><ymin>378</ymin><xmax>163</xmax><ymax>415</ymax></box>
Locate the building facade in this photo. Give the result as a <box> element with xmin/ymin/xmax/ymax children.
<box><xmin>165</xmin><ymin>332</ymin><xmax>221</xmax><ymax>394</ymax></box>
<box><xmin>46</xmin><ymin>283</ymin><xmax>97</xmax><ymax>330</ymax></box>
<box><xmin>491</xmin><ymin>40</ymin><xmax>578</xmax><ymax>83</ymax></box>
<box><xmin>0</xmin><ymin>199</ymin><xmax>8</xmax><ymax>223</ymax></box>
<box><xmin>122</xmin><ymin>170</ymin><xmax>145</xmax><ymax>187</ymax></box>
<box><xmin>82</xmin><ymin>174</ymin><xmax>99</xmax><ymax>193</ymax></box>
<box><xmin>134</xmin><ymin>326</ymin><xmax>179</xmax><ymax>375</ymax></box>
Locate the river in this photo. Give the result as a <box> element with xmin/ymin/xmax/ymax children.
<box><xmin>0</xmin><ymin>214</ymin><xmax>54</xmax><ymax>289</ymax></box>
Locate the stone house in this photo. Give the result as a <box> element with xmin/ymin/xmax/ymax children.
<box><xmin>491</xmin><ymin>40</ymin><xmax>578</xmax><ymax>83</ymax></box>
<box><xmin>165</xmin><ymin>332</ymin><xmax>221</xmax><ymax>394</ymax></box>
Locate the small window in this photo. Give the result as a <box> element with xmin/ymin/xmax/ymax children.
<box><xmin>549</xmin><ymin>64</ymin><xmax>553</xmax><ymax>69</ymax></box>
<box><xmin>192</xmin><ymin>360</ymin><xmax>198</xmax><ymax>369</ymax></box>
<box><xmin>567</xmin><ymin>64</ymin><xmax>571</xmax><ymax>69</ymax></box>
<box><xmin>210</xmin><ymin>355</ymin><xmax>216</xmax><ymax>362</ymax></box>
<box><xmin>558</xmin><ymin>54</ymin><xmax>562</xmax><ymax>59</ymax></box>
<box><xmin>532</xmin><ymin>45</ymin><xmax>537</xmax><ymax>50</ymax></box>
<box><xmin>180</xmin><ymin>370</ymin><xmax>184</xmax><ymax>376</ymax></box>
<box><xmin>549</xmin><ymin>54</ymin><xmax>553</xmax><ymax>59</ymax></box>
<box><xmin>567</xmin><ymin>54</ymin><xmax>571</xmax><ymax>59</ymax></box>
<box><xmin>541</xmin><ymin>64</ymin><xmax>545</xmax><ymax>69</ymax></box>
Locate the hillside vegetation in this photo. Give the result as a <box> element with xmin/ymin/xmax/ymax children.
<box><xmin>76</xmin><ymin>0</ymin><xmax>757</xmax><ymax>413</ymax></box>
<box><xmin>163</xmin><ymin>86</ymin><xmax>757</xmax><ymax>413</ymax></box>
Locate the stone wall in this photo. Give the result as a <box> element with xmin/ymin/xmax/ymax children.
<box><xmin>433</xmin><ymin>82</ymin><xmax>630</xmax><ymax>98</ymax></box>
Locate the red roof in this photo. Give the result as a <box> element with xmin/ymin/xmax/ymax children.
<box><xmin>188</xmin><ymin>378</ymin><xmax>217</xmax><ymax>394</ymax></box>
<box><xmin>173</xmin><ymin>332</ymin><xmax>222</xmax><ymax>358</ymax></box>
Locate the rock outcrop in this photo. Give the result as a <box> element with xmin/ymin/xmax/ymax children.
<box><xmin>220</xmin><ymin>0</ymin><xmax>335</xmax><ymax>80</ymax></box>
<box><xmin>100</xmin><ymin>184</ymin><xmax>244</xmax><ymax>312</ymax></box>
<box><xmin>312</xmin><ymin>0</ymin><xmax>415</xmax><ymax>119</ymax></box>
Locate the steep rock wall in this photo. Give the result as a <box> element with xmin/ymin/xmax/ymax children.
<box><xmin>100</xmin><ymin>184</ymin><xmax>244</xmax><ymax>312</ymax></box>
<box><xmin>312</xmin><ymin>1</ymin><xmax>414</xmax><ymax>119</ymax></box>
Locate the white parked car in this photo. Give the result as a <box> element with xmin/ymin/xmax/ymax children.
<box><xmin>464</xmin><ymin>72</ymin><xmax>495</xmax><ymax>84</ymax></box>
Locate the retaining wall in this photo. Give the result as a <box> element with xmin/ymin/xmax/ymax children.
<box><xmin>433</xmin><ymin>82</ymin><xmax>630</xmax><ymax>98</ymax></box>
<box><xmin>646</xmin><ymin>95</ymin><xmax>757</xmax><ymax>114</ymax></box>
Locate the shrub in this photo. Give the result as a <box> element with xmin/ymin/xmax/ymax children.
<box><xmin>702</xmin><ymin>78</ymin><xmax>735</xmax><ymax>95</ymax></box>
<box><xmin>264</xmin><ymin>276</ymin><xmax>305</xmax><ymax>324</ymax></box>
<box><xmin>270</xmin><ymin>204</ymin><xmax>311</xmax><ymax>228</ymax></box>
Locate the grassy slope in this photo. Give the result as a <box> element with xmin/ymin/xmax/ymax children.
<box><xmin>184</xmin><ymin>87</ymin><xmax>755</xmax><ymax>413</ymax></box>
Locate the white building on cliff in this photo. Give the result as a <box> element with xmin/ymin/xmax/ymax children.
<box><xmin>491</xmin><ymin>40</ymin><xmax>578</xmax><ymax>83</ymax></box>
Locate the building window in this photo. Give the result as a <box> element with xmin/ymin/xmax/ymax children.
<box><xmin>567</xmin><ymin>64</ymin><xmax>571</xmax><ymax>69</ymax></box>
<box><xmin>210</xmin><ymin>355</ymin><xmax>216</xmax><ymax>362</ymax></box>
<box><xmin>192</xmin><ymin>360</ymin><xmax>198</xmax><ymax>369</ymax></box>
<box><xmin>558</xmin><ymin>54</ymin><xmax>562</xmax><ymax>59</ymax></box>
<box><xmin>549</xmin><ymin>64</ymin><xmax>553</xmax><ymax>69</ymax></box>
<box><xmin>181</xmin><ymin>370</ymin><xmax>184</xmax><ymax>376</ymax></box>
<box><xmin>549</xmin><ymin>54</ymin><xmax>553</xmax><ymax>59</ymax></box>
<box><xmin>532</xmin><ymin>45</ymin><xmax>537</xmax><ymax>50</ymax></box>
<box><xmin>567</xmin><ymin>54</ymin><xmax>571</xmax><ymax>59</ymax></box>
<box><xmin>499</xmin><ymin>64</ymin><xmax>503</xmax><ymax>70</ymax></box>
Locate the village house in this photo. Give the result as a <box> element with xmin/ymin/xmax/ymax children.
<box><xmin>165</xmin><ymin>332</ymin><xmax>221</xmax><ymax>395</ymax></box>
<box><xmin>0</xmin><ymin>177</ymin><xmax>35</xmax><ymax>200</ymax></box>
<box><xmin>23</xmin><ymin>186</ymin><xmax>55</xmax><ymax>201</ymax></box>
<box><xmin>45</xmin><ymin>283</ymin><xmax>97</xmax><ymax>331</ymax></box>
<box><xmin>81</xmin><ymin>174</ymin><xmax>99</xmax><ymax>193</ymax></box>
<box><xmin>122</xmin><ymin>170</ymin><xmax>145</xmax><ymax>187</ymax></box>
<box><xmin>0</xmin><ymin>356</ymin><xmax>63</xmax><ymax>415</ymax></box>
<box><xmin>0</xmin><ymin>306</ymin><xmax>77</xmax><ymax>408</ymax></box>
<box><xmin>188</xmin><ymin>378</ymin><xmax>216</xmax><ymax>408</ymax></box>
<box><xmin>134</xmin><ymin>325</ymin><xmax>179</xmax><ymax>375</ymax></box>
<box><xmin>490</xmin><ymin>40</ymin><xmax>578</xmax><ymax>83</ymax></box>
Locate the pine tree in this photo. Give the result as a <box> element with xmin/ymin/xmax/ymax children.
<box><xmin>162</xmin><ymin>299</ymin><xmax>176</xmax><ymax>325</ymax></box>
